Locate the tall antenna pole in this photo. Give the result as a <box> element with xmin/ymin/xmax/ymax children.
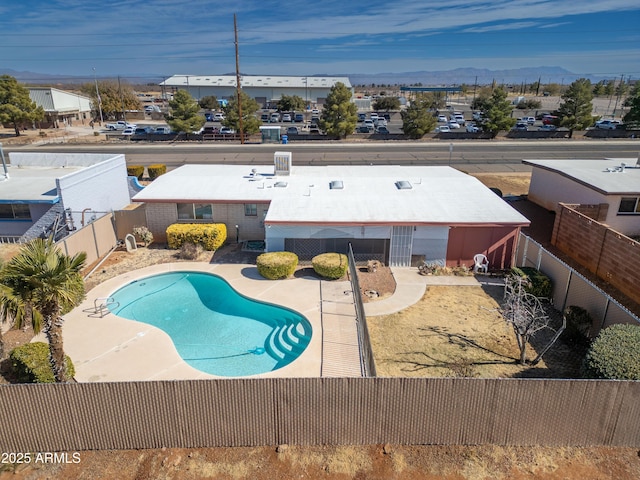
<box><xmin>234</xmin><ymin>14</ymin><xmax>244</xmax><ymax>144</ymax></box>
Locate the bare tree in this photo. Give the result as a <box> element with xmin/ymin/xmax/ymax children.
<box><xmin>502</xmin><ymin>274</ymin><xmax>563</xmax><ymax>365</ymax></box>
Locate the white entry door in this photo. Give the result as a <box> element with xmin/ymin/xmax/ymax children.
<box><xmin>389</xmin><ymin>226</ymin><xmax>413</xmax><ymax>267</ymax></box>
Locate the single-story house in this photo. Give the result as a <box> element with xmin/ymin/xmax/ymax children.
<box><xmin>159</xmin><ymin>75</ymin><xmax>353</xmax><ymax>108</ymax></box>
<box><xmin>0</xmin><ymin>152</ymin><xmax>132</xmax><ymax>243</ymax></box>
<box><xmin>29</xmin><ymin>87</ymin><xmax>93</xmax><ymax>128</ymax></box>
<box><xmin>133</xmin><ymin>153</ymin><xmax>530</xmax><ymax>269</ymax></box>
<box><xmin>523</xmin><ymin>158</ymin><xmax>640</xmax><ymax>237</ymax></box>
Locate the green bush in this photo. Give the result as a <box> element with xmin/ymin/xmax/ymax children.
<box><xmin>582</xmin><ymin>324</ymin><xmax>640</xmax><ymax>380</ymax></box>
<box><xmin>166</xmin><ymin>223</ymin><xmax>227</xmax><ymax>251</ymax></box>
<box><xmin>312</xmin><ymin>253</ymin><xmax>348</xmax><ymax>279</ymax></box>
<box><xmin>147</xmin><ymin>164</ymin><xmax>167</xmax><ymax>180</ymax></box>
<box><xmin>10</xmin><ymin>342</ymin><xmax>75</xmax><ymax>383</ymax></box>
<box><xmin>256</xmin><ymin>251</ymin><xmax>298</xmax><ymax>279</ymax></box>
<box><xmin>563</xmin><ymin>305</ymin><xmax>593</xmax><ymax>343</ymax></box>
<box><xmin>127</xmin><ymin>165</ymin><xmax>145</xmax><ymax>180</ymax></box>
<box><xmin>510</xmin><ymin>266</ymin><xmax>553</xmax><ymax>299</ymax></box>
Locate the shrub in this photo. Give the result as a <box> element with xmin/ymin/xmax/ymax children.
<box><xmin>127</xmin><ymin>165</ymin><xmax>145</xmax><ymax>180</ymax></box>
<box><xmin>510</xmin><ymin>266</ymin><xmax>552</xmax><ymax>299</ymax></box>
<box><xmin>582</xmin><ymin>324</ymin><xmax>640</xmax><ymax>380</ymax></box>
<box><xmin>10</xmin><ymin>342</ymin><xmax>75</xmax><ymax>383</ymax></box>
<box><xmin>179</xmin><ymin>242</ymin><xmax>203</xmax><ymax>260</ymax></box>
<box><xmin>257</xmin><ymin>251</ymin><xmax>298</xmax><ymax>279</ymax></box>
<box><xmin>367</xmin><ymin>259</ymin><xmax>382</xmax><ymax>273</ymax></box>
<box><xmin>166</xmin><ymin>223</ymin><xmax>227</xmax><ymax>251</ymax></box>
<box><xmin>132</xmin><ymin>225</ymin><xmax>153</xmax><ymax>247</ymax></box>
<box><xmin>147</xmin><ymin>164</ymin><xmax>167</xmax><ymax>180</ymax></box>
<box><xmin>563</xmin><ymin>305</ymin><xmax>593</xmax><ymax>343</ymax></box>
<box><xmin>312</xmin><ymin>253</ymin><xmax>348</xmax><ymax>279</ymax></box>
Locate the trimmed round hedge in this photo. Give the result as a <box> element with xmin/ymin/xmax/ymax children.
<box><xmin>312</xmin><ymin>253</ymin><xmax>348</xmax><ymax>279</ymax></box>
<box><xmin>582</xmin><ymin>323</ymin><xmax>640</xmax><ymax>380</ymax></box>
<box><xmin>256</xmin><ymin>251</ymin><xmax>299</xmax><ymax>280</ymax></box>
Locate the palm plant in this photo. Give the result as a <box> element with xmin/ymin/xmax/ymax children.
<box><xmin>0</xmin><ymin>238</ymin><xmax>86</xmax><ymax>382</ymax></box>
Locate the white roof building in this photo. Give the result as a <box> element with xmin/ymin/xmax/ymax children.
<box><xmin>29</xmin><ymin>87</ymin><xmax>93</xmax><ymax>127</ymax></box>
<box><xmin>159</xmin><ymin>75</ymin><xmax>353</xmax><ymax>107</ymax></box>
<box><xmin>134</xmin><ymin>154</ymin><xmax>529</xmax><ymax>268</ymax></box>
<box><xmin>523</xmin><ymin>157</ymin><xmax>640</xmax><ymax>236</ymax></box>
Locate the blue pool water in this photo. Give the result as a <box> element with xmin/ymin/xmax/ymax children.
<box><xmin>108</xmin><ymin>271</ymin><xmax>312</xmax><ymax>377</ymax></box>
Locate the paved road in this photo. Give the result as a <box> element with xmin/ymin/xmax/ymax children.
<box><xmin>5</xmin><ymin>140</ymin><xmax>638</xmax><ymax>173</ymax></box>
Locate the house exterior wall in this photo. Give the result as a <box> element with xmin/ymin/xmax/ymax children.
<box><xmin>145</xmin><ymin>203</ymin><xmax>178</xmax><ymax>242</ymax></box>
<box><xmin>0</xmin><ymin>203</ymin><xmax>53</xmax><ymax>237</ymax></box>
<box><xmin>528</xmin><ymin>167</ymin><xmax>640</xmax><ymax>236</ymax></box>
<box><xmin>266</xmin><ymin>225</ymin><xmax>392</xmax><ymax>252</ymax></box>
<box><xmin>57</xmin><ymin>155</ymin><xmax>131</xmax><ymax>230</ymax></box>
<box><xmin>446</xmin><ymin>226</ymin><xmax>520</xmax><ymax>270</ymax></box>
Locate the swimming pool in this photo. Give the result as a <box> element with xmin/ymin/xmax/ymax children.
<box><xmin>107</xmin><ymin>271</ymin><xmax>312</xmax><ymax>377</ymax></box>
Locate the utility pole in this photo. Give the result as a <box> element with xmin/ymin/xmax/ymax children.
<box><xmin>234</xmin><ymin>14</ymin><xmax>244</xmax><ymax>144</ymax></box>
<box><xmin>93</xmin><ymin>67</ymin><xmax>104</xmax><ymax>125</ymax></box>
<box><xmin>118</xmin><ymin>76</ymin><xmax>127</xmax><ymax>123</ymax></box>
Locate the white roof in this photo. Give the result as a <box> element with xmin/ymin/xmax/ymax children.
<box><xmin>160</xmin><ymin>75</ymin><xmax>352</xmax><ymax>89</ymax></box>
<box><xmin>133</xmin><ymin>164</ymin><xmax>529</xmax><ymax>226</ymax></box>
<box><xmin>523</xmin><ymin>158</ymin><xmax>640</xmax><ymax>195</ymax></box>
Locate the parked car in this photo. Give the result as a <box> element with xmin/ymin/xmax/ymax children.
<box><xmin>595</xmin><ymin>119</ymin><xmax>621</xmax><ymax>130</ymax></box>
<box><xmin>204</xmin><ymin>113</ymin><xmax>214</xmax><ymax>122</ymax></box>
<box><xmin>521</xmin><ymin>116</ymin><xmax>535</xmax><ymax>125</ymax></box>
<box><xmin>134</xmin><ymin>127</ymin><xmax>151</xmax><ymax>135</ymax></box>
<box><xmin>286</xmin><ymin>126</ymin><xmax>299</xmax><ymax>135</ymax></box>
<box><xmin>448</xmin><ymin>120</ymin><xmax>461</xmax><ymax>129</ymax></box>
<box><xmin>357</xmin><ymin>125</ymin><xmax>372</xmax><ymax>133</ymax></box>
<box><xmin>376</xmin><ymin>118</ymin><xmax>387</xmax><ymax>127</ymax></box>
<box><xmin>466</xmin><ymin>123</ymin><xmax>481</xmax><ymax>133</ymax></box>
<box><xmin>294</xmin><ymin>113</ymin><xmax>304</xmax><ymax>122</ymax></box>
<box><xmin>311</xmin><ymin>108</ymin><xmax>319</xmax><ymax>115</ymax></box>
<box><xmin>364</xmin><ymin>119</ymin><xmax>375</xmax><ymax>130</ymax></box>
<box><xmin>270</xmin><ymin>113</ymin><xmax>280</xmax><ymax>123</ymax></box>
<box><xmin>376</xmin><ymin>126</ymin><xmax>390</xmax><ymax>134</ymax></box>
<box><xmin>121</xmin><ymin>127</ymin><xmax>135</xmax><ymax>136</ymax></box>
<box><xmin>435</xmin><ymin>125</ymin><xmax>450</xmax><ymax>133</ymax></box>
<box><xmin>260</xmin><ymin>113</ymin><xmax>269</xmax><ymax>122</ymax></box>
<box><xmin>282</xmin><ymin>114</ymin><xmax>292</xmax><ymax>122</ymax></box>
<box><xmin>538</xmin><ymin>124</ymin><xmax>557</xmax><ymax>131</ymax></box>
<box><xmin>214</xmin><ymin>113</ymin><xmax>225</xmax><ymax>121</ymax></box>
<box><xmin>542</xmin><ymin>115</ymin><xmax>558</xmax><ymax>125</ymax></box>
<box><xmin>154</xmin><ymin>126</ymin><xmax>171</xmax><ymax>134</ymax></box>
<box><xmin>437</xmin><ymin>114</ymin><xmax>447</xmax><ymax>123</ymax></box>
<box><xmin>220</xmin><ymin>127</ymin><xmax>235</xmax><ymax>134</ymax></box>
<box><xmin>513</xmin><ymin>123</ymin><xmax>528</xmax><ymax>131</ymax></box>
<box><xmin>453</xmin><ymin>114</ymin><xmax>465</xmax><ymax>126</ymax></box>
<box><xmin>370</xmin><ymin>112</ymin><xmax>378</xmax><ymax>120</ymax></box>
<box><xmin>203</xmin><ymin>126</ymin><xmax>220</xmax><ymax>134</ymax></box>
<box><xmin>358</xmin><ymin>113</ymin><xmax>366</xmax><ymax>122</ymax></box>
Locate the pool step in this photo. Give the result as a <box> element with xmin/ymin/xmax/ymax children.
<box><xmin>265</xmin><ymin>319</ymin><xmax>311</xmax><ymax>362</ymax></box>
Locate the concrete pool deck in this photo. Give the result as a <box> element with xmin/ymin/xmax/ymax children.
<box><xmin>36</xmin><ymin>263</ymin><xmax>500</xmax><ymax>382</ymax></box>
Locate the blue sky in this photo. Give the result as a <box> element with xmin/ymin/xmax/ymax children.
<box><xmin>1</xmin><ymin>1</ymin><xmax>639</xmax><ymax>81</ymax></box>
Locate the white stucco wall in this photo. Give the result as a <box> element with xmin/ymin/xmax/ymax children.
<box><xmin>529</xmin><ymin>167</ymin><xmax>640</xmax><ymax>235</ymax></box>
<box><xmin>56</xmin><ymin>155</ymin><xmax>131</xmax><ymax>229</ymax></box>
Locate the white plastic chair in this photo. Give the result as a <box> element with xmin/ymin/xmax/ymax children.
<box><xmin>473</xmin><ymin>254</ymin><xmax>489</xmax><ymax>274</ymax></box>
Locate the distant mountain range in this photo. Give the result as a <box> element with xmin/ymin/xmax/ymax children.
<box><xmin>1</xmin><ymin>66</ymin><xmax>609</xmax><ymax>87</ymax></box>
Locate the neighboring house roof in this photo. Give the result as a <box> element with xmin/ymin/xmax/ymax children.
<box><xmin>0</xmin><ymin>153</ymin><xmax>121</xmax><ymax>203</ymax></box>
<box><xmin>29</xmin><ymin>87</ymin><xmax>92</xmax><ymax>114</ymax></box>
<box><xmin>160</xmin><ymin>74</ymin><xmax>352</xmax><ymax>89</ymax></box>
<box><xmin>133</xmin><ymin>164</ymin><xmax>530</xmax><ymax>226</ymax></box>
<box><xmin>523</xmin><ymin>158</ymin><xmax>640</xmax><ymax>195</ymax></box>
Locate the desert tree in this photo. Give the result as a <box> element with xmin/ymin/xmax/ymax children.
<box><xmin>0</xmin><ymin>238</ymin><xmax>86</xmax><ymax>382</ymax></box>
<box><xmin>320</xmin><ymin>82</ymin><xmax>358</xmax><ymax>138</ymax></box>
<box><xmin>474</xmin><ymin>87</ymin><xmax>516</xmax><ymax>137</ymax></box>
<box><xmin>222</xmin><ymin>89</ymin><xmax>261</xmax><ymax>135</ymax></box>
<box><xmin>277</xmin><ymin>95</ymin><xmax>306</xmax><ymax>112</ymax></box>
<box><xmin>623</xmin><ymin>83</ymin><xmax>640</xmax><ymax>128</ymax></box>
<box><xmin>400</xmin><ymin>97</ymin><xmax>436</xmax><ymax>139</ymax></box>
<box><xmin>165</xmin><ymin>89</ymin><xmax>205</xmax><ymax>135</ymax></box>
<box><xmin>198</xmin><ymin>95</ymin><xmax>219</xmax><ymax>110</ymax></box>
<box><xmin>373</xmin><ymin>96</ymin><xmax>400</xmax><ymax>112</ymax></box>
<box><xmin>557</xmin><ymin>78</ymin><xmax>594</xmax><ymax>138</ymax></box>
<box><xmin>0</xmin><ymin>75</ymin><xmax>45</xmax><ymax>136</ymax></box>
<box><xmin>80</xmin><ymin>79</ymin><xmax>141</xmax><ymax>121</ymax></box>
<box><xmin>502</xmin><ymin>273</ymin><xmax>564</xmax><ymax>365</ymax></box>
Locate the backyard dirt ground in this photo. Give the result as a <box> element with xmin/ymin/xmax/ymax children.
<box><xmin>2</xmin><ymin>173</ymin><xmax>640</xmax><ymax>479</ymax></box>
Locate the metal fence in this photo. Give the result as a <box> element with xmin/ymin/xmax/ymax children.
<box><xmin>514</xmin><ymin>234</ymin><xmax>640</xmax><ymax>334</ymax></box>
<box><xmin>348</xmin><ymin>243</ymin><xmax>377</xmax><ymax>377</ymax></box>
<box><xmin>1</xmin><ymin>377</ymin><xmax>638</xmax><ymax>452</ymax></box>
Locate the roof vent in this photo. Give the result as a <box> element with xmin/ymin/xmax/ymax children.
<box><xmin>395</xmin><ymin>180</ymin><xmax>412</xmax><ymax>190</ymax></box>
<box><xmin>274</xmin><ymin>151</ymin><xmax>292</xmax><ymax>176</ymax></box>
<box><xmin>330</xmin><ymin>180</ymin><xmax>344</xmax><ymax>190</ymax></box>
<box><xmin>274</xmin><ymin>181</ymin><xmax>288</xmax><ymax>188</ymax></box>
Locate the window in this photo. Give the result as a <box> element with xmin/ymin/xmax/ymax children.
<box><xmin>618</xmin><ymin>197</ymin><xmax>640</xmax><ymax>214</ymax></box>
<box><xmin>177</xmin><ymin>203</ymin><xmax>212</xmax><ymax>220</ymax></box>
<box><xmin>0</xmin><ymin>204</ymin><xmax>31</xmax><ymax>220</ymax></box>
<box><xmin>244</xmin><ymin>204</ymin><xmax>257</xmax><ymax>216</ymax></box>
